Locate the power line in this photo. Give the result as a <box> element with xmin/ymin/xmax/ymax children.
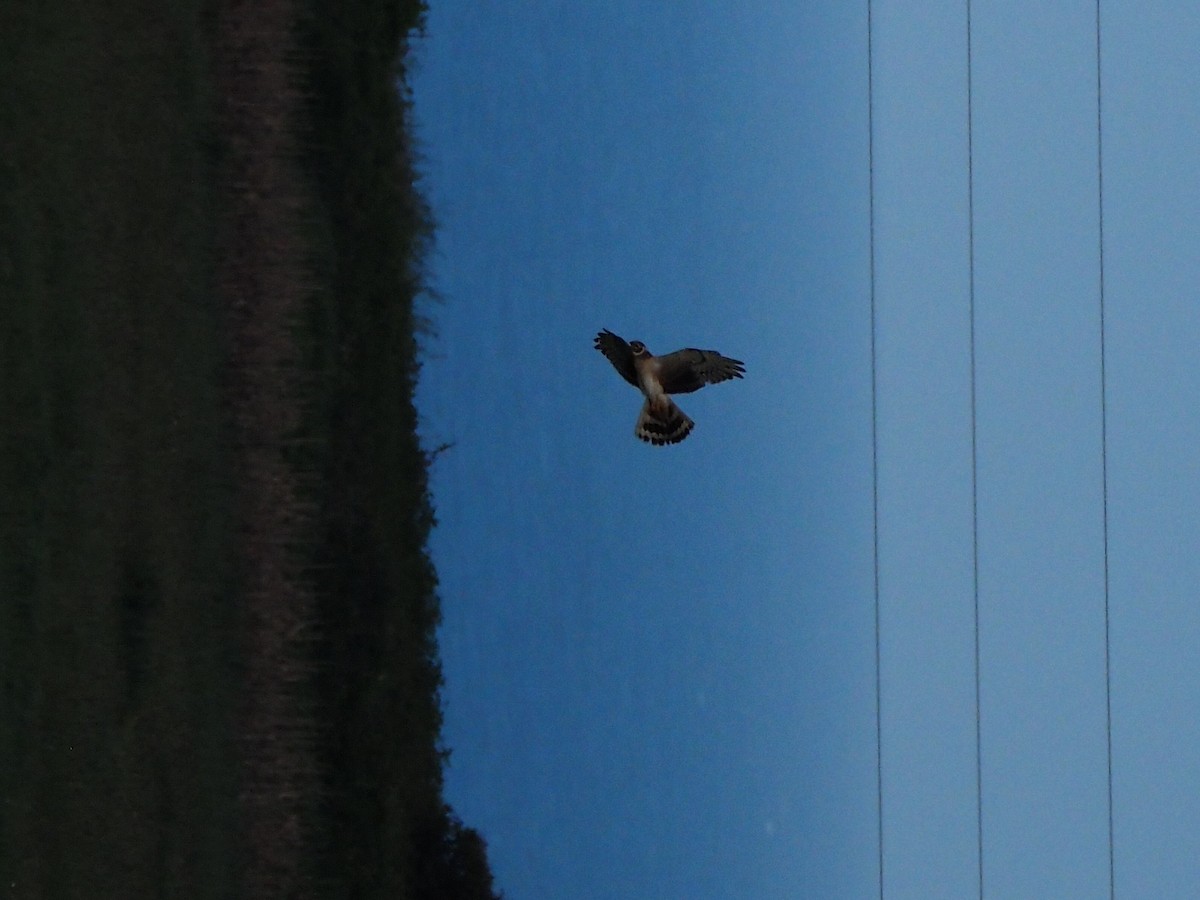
<box><xmin>873</xmin><ymin>11</ymin><xmax>1110</xmax><ymax>897</ymax></box>
<box><xmin>867</xmin><ymin>1</ymin><xmax>885</xmax><ymax>897</ymax></box>
<box><xmin>966</xmin><ymin>1</ymin><xmax>984</xmax><ymax>897</ymax></box>
<box><xmin>1095</xmin><ymin>1</ymin><xmax>1115</xmax><ymax>896</ymax></box>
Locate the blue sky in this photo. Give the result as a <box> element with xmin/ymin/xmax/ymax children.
<box><xmin>412</xmin><ymin>3</ymin><xmax>1199</xmax><ymax>897</ymax></box>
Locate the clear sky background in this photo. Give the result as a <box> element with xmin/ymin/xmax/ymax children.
<box><xmin>412</xmin><ymin>3</ymin><xmax>1199</xmax><ymax>897</ymax></box>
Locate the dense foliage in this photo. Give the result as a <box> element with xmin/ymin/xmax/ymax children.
<box><xmin>296</xmin><ymin>0</ymin><xmax>501</xmax><ymax>896</ymax></box>
<box><xmin>0</xmin><ymin>0</ymin><xmax>499</xmax><ymax>896</ymax></box>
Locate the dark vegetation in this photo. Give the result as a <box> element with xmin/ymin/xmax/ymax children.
<box><xmin>0</xmin><ymin>1</ymin><xmax>499</xmax><ymax>897</ymax></box>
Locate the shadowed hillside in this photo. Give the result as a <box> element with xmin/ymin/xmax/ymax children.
<box><xmin>0</xmin><ymin>0</ymin><xmax>498</xmax><ymax>897</ymax></box>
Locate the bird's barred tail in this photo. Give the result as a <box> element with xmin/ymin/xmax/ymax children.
<box><xmin>635</xmin><ymin>399</ymin><xmax>694</xmax><ymax>446</ymax></box>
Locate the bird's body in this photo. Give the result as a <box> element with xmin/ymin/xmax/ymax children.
<box><xmin>594</xmin><ymin>329</ymin><xmax>745</xmax><ymax>445</ymax></box>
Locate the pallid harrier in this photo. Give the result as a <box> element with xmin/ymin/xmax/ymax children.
<box><xmin>594</xmin><ymin>328</ymin><xmax>745</xmax><ymax>445</ymax></box>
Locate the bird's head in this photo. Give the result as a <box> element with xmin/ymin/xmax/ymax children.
<box><xmin>629</xmin><ymin>340</ymin><xmax>649</xmax><ymax>357</ymax></box>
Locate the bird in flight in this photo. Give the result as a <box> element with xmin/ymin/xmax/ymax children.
<box><xmin>594</xmin><ymin>328</ymin><xmax>745</xmax><ymax>445</ymax></box>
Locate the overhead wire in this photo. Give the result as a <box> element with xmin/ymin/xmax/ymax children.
<box><xmin>874</xmin><ymin>8</ymin><xmax>1112</xmax><ymax>898</ymax></box>
<box><xmin>965</xmin><ymin>1</ymin><xmax>985</xmax><ymax>897</ymax></box>
<box><xmin>867</xmin><ymin>0</ymin><xmax>885</xmax><ymax>896</ymax></box>
<box><xmin>1095</xmin><ymin>1</ymin><xmax>1115</xmax><ymax>896</ymax></box>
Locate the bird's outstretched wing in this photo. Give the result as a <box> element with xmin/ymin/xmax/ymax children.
<box><xmin>594</xmin><ymin>329</ymin><xmax>639</xmax><ymax>387</ymax></box>
<box><xmin>656</xmin><ymin>347</ymin><xmax>745</xmax><ymax>394</ymax></box>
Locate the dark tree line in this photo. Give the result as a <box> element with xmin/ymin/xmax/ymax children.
<box><xmin>291</xmin><ymin>1</ymin><xmax>503</xmax><ymax>897</ymax></box>
<box><xmin>1</xmin><ymin>0</ymin><xmax>501</xmax><ymax>896</ymax></box>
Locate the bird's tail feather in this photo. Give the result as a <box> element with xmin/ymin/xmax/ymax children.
<box><xmin>635</xmin><ymin>399</ymin><xmax>694</xmax><ymax>446</ymax></box>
